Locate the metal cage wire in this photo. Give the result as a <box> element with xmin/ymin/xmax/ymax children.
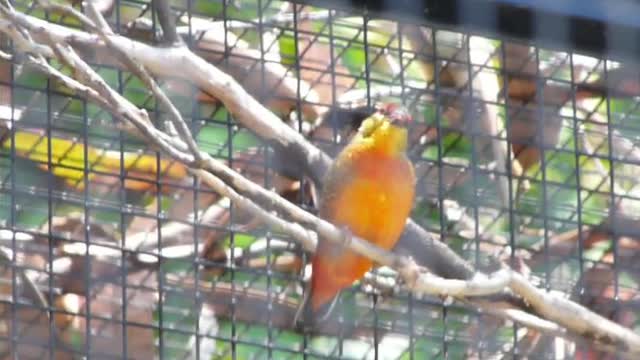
<box><xmin>0</xmin><ymin>0</ymin><xmax>638</xmax><ymax>358</ymax></box>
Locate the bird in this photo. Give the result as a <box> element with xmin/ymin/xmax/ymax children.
<box><xmin>307</xmin><ymin>104</ymin><xmax>416</xmax><ymax>318</ymax></box>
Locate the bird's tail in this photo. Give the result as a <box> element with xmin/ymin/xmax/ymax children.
<box><xmin>294</xmin><ymin>257</ymin><xmax>343</xmax><ymax>330</ymax></box>
<box><xmin>311</xmin><ymin>254</ymin><xmax>348</xmax><ymax>310</ymax></box>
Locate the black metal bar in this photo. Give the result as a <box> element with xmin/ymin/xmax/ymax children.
<box><xmin>291</xmin><ymin>0</ymin><xmax>640</xmax><ymax>62</ymax></box>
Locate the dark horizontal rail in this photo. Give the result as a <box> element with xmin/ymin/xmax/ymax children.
<box><xmin>290</xmin><ymin>0</ymin><xmax>640</xmax><ymax>63</ymax></box>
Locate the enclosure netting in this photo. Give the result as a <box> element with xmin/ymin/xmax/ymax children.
<box><xmin>0</xmin><ymin>0</ymin><xmax>639</xmax><ymax>359</ymax></box>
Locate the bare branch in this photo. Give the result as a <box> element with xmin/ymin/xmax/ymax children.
<box><xmin>192</xmin><ymin>168</ymin><xmax>318</xmax><ymax>251</ymax></box>
<box><xmin>509</xmin><ymin>271</ymin><xmax>640</xmax><ymax>352</ymax></box>
<box><xmin>409</xmin><ymin>268</ymin><xmax>512</xmax><ymax>297</ymax></box>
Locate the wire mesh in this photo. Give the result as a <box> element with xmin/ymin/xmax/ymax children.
<box><xmin>0</xmin><ymin>0</ymin><xmax>638</xmax><ymax>359</ymax></box>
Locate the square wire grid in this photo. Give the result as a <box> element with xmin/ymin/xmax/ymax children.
<box><xmin>0</xmin><ymin>0</ymin><xmax>638</xmax><ymax>359</ymax></box>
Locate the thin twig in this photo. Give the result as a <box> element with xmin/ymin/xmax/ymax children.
<box><xmin>192</xmin><ymin>168</ymin><xmax>318</xmax><ymax>251</ymax></box>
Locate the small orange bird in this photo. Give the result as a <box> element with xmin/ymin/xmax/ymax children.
<box><xmin>309</xmin><ymin>105</ymin><xmax>416</xmax><ymax>313</ymax></box>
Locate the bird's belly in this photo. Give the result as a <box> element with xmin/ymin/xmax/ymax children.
<box><xmin>330</xmin><ymin>173</ymin><xmax>413</xmax><ymax>251</ymax></box>
<box><xmin>311</xmin><ymin>152</ymin><xmax>415</xmax><ymax>309</ymax></box>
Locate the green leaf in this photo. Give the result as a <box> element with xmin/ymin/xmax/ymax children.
<box><xmin>326</xmin><ymin>18</ymin><xmax>393</xmax><ymax>48</ymax></box>
<box><xmin>192</xmin><ymin>0</ymin><xmax>258</xmax><ymax>20</ymax></box>
<box><xmin>197</xmin><ymin>122</ymin><xmax>259</xmax><ymax>157</ymax></box>
<box><xmin>224</xmin><ymin>233</ymin><xmax>257</xmax><ymax>249</ymax></box>
<box><xmin>422</xmin><ymin>132</ymin><xmax>472</xmax><ymax>161</ymax></box>
<box><xmin>16</xmin><ymin>69</ymin><xmax>50</xmax><ymax>90</ymax></box>
<box><xmin>233</xmin><ymin>130</ymin><xmax>260</xmax><ymax>152</ymax></box>
<box><xmin>278</xmin><ymin>32</ymin><xmax>296</xmax><ymax>67</ymax></box>
<box><xmin>341</xmin><ymin>47</ymin><xmax>366</xmax><ymax>75</ymax></box>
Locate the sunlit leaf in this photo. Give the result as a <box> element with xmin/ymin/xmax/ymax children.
<box><xmin>3</xmin><ymin>131</ymin><xmax>187</xmax><ymax>191</ymax></box>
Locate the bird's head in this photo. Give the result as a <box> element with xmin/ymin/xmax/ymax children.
<box><xmin>354</xmin><ymin>104</ymin><xmax>412</xmax><ymax>156</ymax></box>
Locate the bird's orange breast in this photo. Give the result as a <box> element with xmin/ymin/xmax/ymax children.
<box><xmin>310</xmin><ymin>149</ymin><xmax>415</xmax><ymax>311</ymax></box>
